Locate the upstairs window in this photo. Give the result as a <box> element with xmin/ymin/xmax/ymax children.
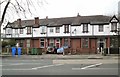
<box><xmin>27</xmin><ymin>27</ymin><xmax>32</xmax><ymax>34</ymax></box>
<box><xmin>20</xmin><ymin>29</ymin><xmax>23</xmax><ymax>34</ymax></box>
<box><xmin>111</xmin><ymin>23</ymin><xmax>117</xmax><ymax>32</ymax></box>
<box><xmin>56</xmin><ymin>27</ymin><xmax>60</xmax><ymax>33</ymax></box>
<box><xmin>50</xmin><ymin>28</ymin><xmax>54</xmax><ymax>33</ymax></box>
<box><xmin>64</xmin><ymin>25</ymin><xmax>69</xmax><ymax>33</ymax></box>
<box><xmin>83</xmin><ymin>24</ymin><xmax>88</xmax><ymax>33</ymax></box>
<box><xmin>41</xmin><ymin>26</ymin><xmax>46</xmax><ymax>34</ymax></box>
<box><xmin>99</xmin><ymin>25</ymin><xmax>104</xmax><ymax>32</ymax></box>
<box><xmin>6</xmin><ymin>28</ymin><xmax>12</xmax><ymax>35</ymax></box>
<box><xmin>15</xmin><ymin>29</ymin><xmax>18</xmax><ymax>34</ymax></box>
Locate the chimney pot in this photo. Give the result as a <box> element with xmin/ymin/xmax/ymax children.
<box><xmin>35</xmin><ymin>17</ymin><xmax>39</xmax><ymax>25</ymax></box>
<box><xmin>17</xmin><ymin>19</ymin><xmax>21</xmax><ymax>26</ymax></box>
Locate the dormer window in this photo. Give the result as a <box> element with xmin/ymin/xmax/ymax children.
<box><xmin>111</xmin><ymin>22</ymin><xmax>117</xmax><ymax>32</ymax></box>
<box><xmin>41</xmin><ymin>26</ymin><xmax>46</xmax><ymax>34</ymax></box>
<box><xmin>15</xmin><ymin>29</ymin><xmax>18</xmax><ymax>34</ymax></box>
<box><xmin>99</xmin><ymin>25</ymin><xmax>104</xmax><ymax>32</ymax></box>
<box><xmin>83</xmin><ymin>24</ymin><xmax>88</xmax><ymax>33</ymax></box>
<box><xmin>64</xmin><ymin>25</ymin><xmax>69</xmax><ymax>33</ymax></box>
<box><xmin>27</xmin><ymin>27</ymin><xmax>32</xmax><ymax>34</ymax></box>
<box><xmin>20</xmin><ymin>29</ymin><xmax>23</xmax><ymax>34</ymax></box>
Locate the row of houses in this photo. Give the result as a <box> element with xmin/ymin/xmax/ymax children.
<box><xmin>2</xmin><ymin>14</ymin><xmax>120</xmax><ymax>54</ymax></box>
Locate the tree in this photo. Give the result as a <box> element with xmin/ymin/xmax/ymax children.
<box><xmin>0</xmin><ymin>0</ymin><xmax>47</xmax><ymax>50</ymax></box>
<box><xmin>0</xmin><ymin>0</ymin><xmax>47</xmax><ymax>26</ymax></box>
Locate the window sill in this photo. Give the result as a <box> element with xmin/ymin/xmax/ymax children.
<box><xmin>27</xmin><ymin>33</ymin><xmax>32</xmax><ymax>35</ymax></box>
<box><xmin>82</xmin><ymin>31</ymin><xmax>89</xmax><ymax>33</ymax></box>
<box><xmin>111</xmin><ymin>30</ymin><xmax>117</xmax><ymax>32</ymax></box>
<box><xmin>64</xmin><ymin>32</ymin><xmax>70</xmax><ymax>33</ymax></box>
<box><xmin>41</xmin><ymin>33</ymin><xmax>46</xmax><ymax>34</ymax></box>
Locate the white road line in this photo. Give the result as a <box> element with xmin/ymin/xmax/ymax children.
<box><xmin>2</xmin><ymin>69</ymin><xmax>35</xmax><ymax>71</ymax></box>
<box><xmin>81</xmin><ymin>63</ymin><xmax>102</xmax><ymax>69</ymax></box>
<box><xmin>2</xmin><ymin>63</ymin><xmax>41</xmax><ymax>66</ymax></box>
<box><xmin>9</xmin><ymin>63</ymin><xmax>24</xmax><ymax>65</ymax></box>
<box><xmin>72</xmin><ymin>68</ymin><xmax>117</xmax><ymax>70</ymax></box>
<box><xmin>32</xmin><ymin>64</ymin><xmax>64</xmax><ymax>70</ymax></box>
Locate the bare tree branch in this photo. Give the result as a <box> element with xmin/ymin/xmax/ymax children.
<box><xmin>26</xmin><ymin>0</ymin><xmax>32</xmax><ymax>15</ymax></box>
<box><xmin>1</xmin><ymin>0</ymin><xmax>10</xmax><ymax>25</ymax></box>
<box><xmin>0</xmin><ymin>0</ymin><xmax>6</xmax><ymax>5</ymax></box>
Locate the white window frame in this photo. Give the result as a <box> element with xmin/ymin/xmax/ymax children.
<box><xmin>50</xmin><ymin>28</ymin><xmax>54</xmax><ymax>33</ymax></box>
<box><xmin>40</xmin><ymin>38</ymin><xmax>45</xmax><ymax>48</ymax></box>
<box><xmin>56</xmin><ymin>27</ymin><xmax>60</xmax><ymax>33</ymax></box>
<box><xmin>99</xmin><ymin>25</ymin><xmax>104</xmax><ymax>32</ymax></box>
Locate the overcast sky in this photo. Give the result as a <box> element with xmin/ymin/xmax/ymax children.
<box><xmin>1</xmin><ymin>0</ymin><xmax>120</xmax><ymax>22</ymax></box>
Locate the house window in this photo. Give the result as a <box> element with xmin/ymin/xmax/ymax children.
<box><xmin>64</xmin><ymin>25</ymin><xmax>69</xmax><ymax>33</ymax></box>
<box><xmin>110</xmin><ymin>37</ymin><xmax>118</xmax><ymax>48</ymax></box>
<box><xmin>15</xmin><ymin>29</ymin><xmax>18</xmax><ymax>34</ymax></box>
<box><xmin>41</xmin><ymin>26</ymin><xmax>46</xmax><ymax>34</ymax></box>
<box><xmin>99</xmin><ymin>25</ymin><xmax>103</xmax><ymax>32</ymax></box>
<box><xmin>50</xmin><ymin>28</ymin><xmax>54</xmax><ymax>33</ymax></box>
<box><xmin>49</xmin><ymin>39</ymin><xmax>54</xmax><ymax>47</ymax></box>
<box><xmin>20</xmin><ymin>29</ymin><xmax>23</xmax><ymax>34</ymax></box>
<box><xmin>56</xmin><ymin>27</ymin><xmax>60</xmax><ymax>33</ymax></box>
<box><xmin>26</xmin><ymin>39</ymin><xmax>30</xmax><ymax>47</ymax></box>
<box><xmin>40</xmin><ymin>38</ymin><xmax>45</xmax><ymax>48</ymax></box>
<box><xmin>27</xmin><ymin>27</ymin><xmax>32</xmax><ymax>34</ymax></box>
<box><xmin>64</xmin><ymin>38</ymin><xmax>68</xmax><ymax>46</ymax></box>
<box><xmin>20</xmin><ymin>40</ymin><xmax>24</xmax><ymax>47</ymax></box>
<box><xmin>6</xmin><ymin>28</ymin><xmax>12</xmax><ymax>34</ymax></box>
<box><xmin>82</xmin><ymin>38</ymin><xmax>89</xmax><ymax>48</ymax></box>
<box><xmin>83</xmin><ymin>24</ymin><xmax>88</xmax><ymax>33</ymax></box>
<box><xmin>111</xmin><ymin>23</ymin><xmax>117</xmax><ymax>32</ymax></box>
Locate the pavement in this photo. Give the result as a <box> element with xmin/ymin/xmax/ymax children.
<box><xmin>0</xmin><ymin>54</ymin><xmax>119</xmax><ymax>60</ymax></box>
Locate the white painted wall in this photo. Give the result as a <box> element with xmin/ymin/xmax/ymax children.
<box><xmin>71</xmin><ymin>24</ymin><xmax>92</xmax><ymax>36</ymax></box>
<box><xmin>3</xmin><ymin>23</ymin><xmax>120</xmax><ymax>38</ymax></box>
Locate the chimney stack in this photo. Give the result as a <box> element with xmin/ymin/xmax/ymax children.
<box><xmin>34</xmin><ymin>17</ymin><xmax>39</xmax><ymax>25</ymax></box>
<box><xmin>17</xmin><ymin>19</ymin><xmax>21</xmax><ymax>26</ymax></box>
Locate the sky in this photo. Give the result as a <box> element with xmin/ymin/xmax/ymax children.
<box><xmin>1</xmin><ymin>0</ymin><xmax>120</xmax><ymax>22</ymax></box>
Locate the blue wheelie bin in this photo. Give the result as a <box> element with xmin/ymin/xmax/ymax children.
<box><xmin>12</xmin><ymin>47</ymin><xmax>16</xmax><ymax>57</ymax></box>
<box><xmin>17</xmin><ymin>47</ymin><xmax>22</xmax><ymax>57</ymax></box>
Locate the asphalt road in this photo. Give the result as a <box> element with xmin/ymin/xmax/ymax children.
<box><xmin>0</xmin><ymin>58</ymin><xmax>119</xmax><ymax>76</ymax></box>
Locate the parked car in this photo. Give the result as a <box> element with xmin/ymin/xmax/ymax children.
<box><xmin>46</xmin><ymin>46</ymin><xmax>58</xmax><ymax>54</ymax></box>
<box><xmin>46</xmin><ymin>46</ymin><xmax>54</xmax><ymax>54</ymax></box>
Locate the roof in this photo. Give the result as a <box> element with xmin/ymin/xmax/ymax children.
<box><xmin>5</xmin><ymin>15</ymin><xmax>112</xmax><ymax>28</ymax></box>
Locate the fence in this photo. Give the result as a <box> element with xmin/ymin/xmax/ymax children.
<box><xmin>104</xmin><ymin>47</ymin><xmax>120</xmax><ymax>54</ymax></box>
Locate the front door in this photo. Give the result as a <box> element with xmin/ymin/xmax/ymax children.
<box><xmin>97</xmin><ymin>39</ymin><xmax>106</xmax><ymax>53</ymax></box>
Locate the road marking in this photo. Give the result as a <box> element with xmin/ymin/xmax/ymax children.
<box><xmin>2</xmin><ymin>63</ymin><xmax>42</xmax><ymax>66</ymax></box>
<box><xmin>9</xmin><ymin>63</ymin><xmax>24</xmax><ymax>65</ymax></box>
<box><xmin>81</xmin><ymin>63</ymin><xmax>102</xmax><ymax>69</ymax></box>
<box><xmin>2</xmin><ymin>68</ymin><xmax>35</xmax><ymax>71</ymax></box>
<box><xmin>72</xmin><ymin>68</ymin><xmax>117</xmax><ymax>70</ymax></box>
<box><xmin>32</xmin><ymin>64</ymin><xmax>64</xmax><ymax>70</ymax></box>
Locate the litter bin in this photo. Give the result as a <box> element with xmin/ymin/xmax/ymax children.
<box><xmin>12</xmin><ymin>47</ymin><xmax>16</xmax><ymax>57</ymax></box>
<box><xmin>31</xmin><ymin>48</ymin><xmax>35</xmax><ymax>55</ymax></box>
<box><xmin>34</xmin><ymin>48</ymin><xmax>38</xmax><ymax>55</ymax></box>
<box><xmin>31</xmin><ymin>48</ymin><xmax>38</xmax><ymax>55</ymax></box>
<box><xmin>17</xmin><ymin>47</ymin><xmax>22</xmax><ymax>57</ymax></box>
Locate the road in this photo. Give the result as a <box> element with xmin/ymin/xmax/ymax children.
<box><xmin>0</xmin><ymin>58</ymin><xmax>119</xmax><ymax>76</ymax></box>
